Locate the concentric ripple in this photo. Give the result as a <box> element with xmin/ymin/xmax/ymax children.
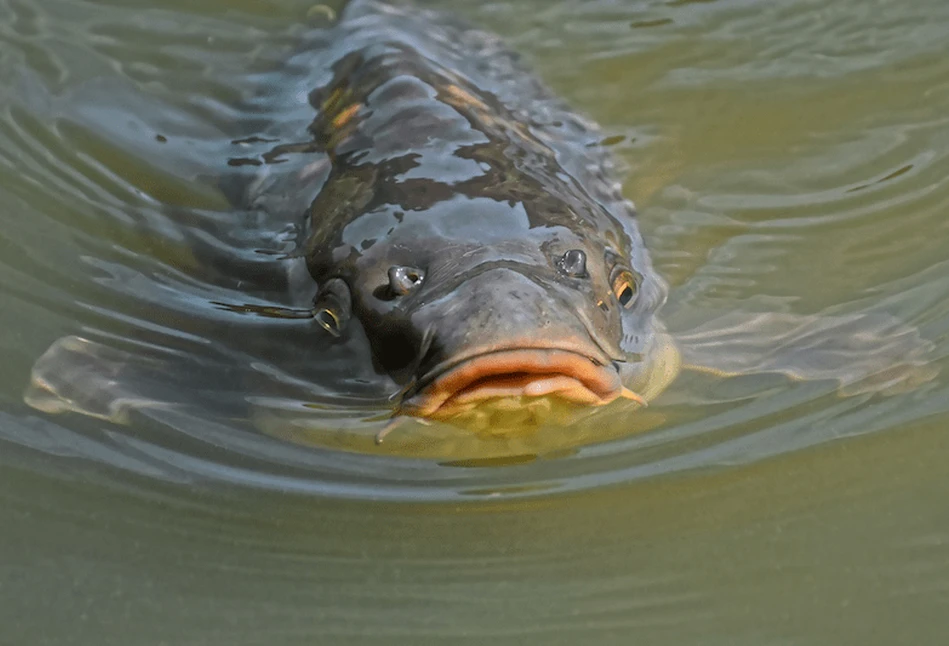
<box><xmin>3</xmin><ymin>1</ymin><xmax>949</xmax><ymax>644</ymax></box>
<box><xmin>1</xmin><ymin>0</ymin><xmax>948</xmax><ymax>507</ymax></box>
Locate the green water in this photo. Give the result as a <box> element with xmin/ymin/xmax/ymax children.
<box><xmin>2</xmin><ymin>0</ymin><xmax>949</xmax><ymax>643</ymax></box>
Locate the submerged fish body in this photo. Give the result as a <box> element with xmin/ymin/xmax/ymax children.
<box><xmin>291</xmin><ymin>0</ymin><xmax>673</xmax><ymax>427</ymax></box>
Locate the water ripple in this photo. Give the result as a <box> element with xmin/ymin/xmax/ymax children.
<box><xmin>0</xmin><ymin>0</ymin><xmax>946</xmax><ymax>505</ymax></box>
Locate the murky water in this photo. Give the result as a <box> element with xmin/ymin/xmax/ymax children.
<box><xmin>2</xmin><ymin>0</ymin><xmax>949</xmax><ymax>643</ymax></box>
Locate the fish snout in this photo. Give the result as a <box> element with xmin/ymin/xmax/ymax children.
<box><xmin>400</xmin><ymin>268</ymin><xmax>645</xmax><ymax>420</ymax></box>
<box><xmin>415</xmin><ymin>267</ymin><xmax>605</xmax><ymax>364</ymax></box>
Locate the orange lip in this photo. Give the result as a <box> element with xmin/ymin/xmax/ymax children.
<box><xmin>400</xmin><ymin>347</ymin><xmax>646</xmax><ymax>420</ymax></box>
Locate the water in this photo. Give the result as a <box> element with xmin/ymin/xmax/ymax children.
<box><xmin>2</xmin><ymin>0</ymin><xmax>949</xmax><ymax>643</ymax></box>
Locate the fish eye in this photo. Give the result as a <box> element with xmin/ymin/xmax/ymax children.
<box><xmin>313</xmin><ymin>277</ymin><xmax>352</xmax><ymax>336</ymax></box>
<box><xmin>388</xmin><ymin>266</ymin><xmax>425</xmax><ymax>296</ymax></box>
<box><xmin>558</xmin><ymin>249</ymin><xmax>587</xmax><ymax>277</ymax></box>
<box><xmin>610</xmin><ymin>269</ymin><xmax>637</xmax><ymax>309</ymax></box>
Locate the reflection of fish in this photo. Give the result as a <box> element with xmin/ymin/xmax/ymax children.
<box><xmin>293</xmin><ymin>0</ymin><xmax>675</xmax><ymax>431</ymax></box>
<box><xmin>23</xmin><ymin>0</ymin><xmax>936</xmax><ymax>454</ymax></box>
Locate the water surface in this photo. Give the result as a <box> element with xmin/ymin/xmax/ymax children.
<box><xmin>2</xmin><ymin>0</ymin><xmax>949</xmax><ymax>643</ymax></box>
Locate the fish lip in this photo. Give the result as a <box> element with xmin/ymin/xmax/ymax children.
<box><xmin>397</xmin><ymin>342</ymin><xmax>624</xmax><ymax>419</ymax></box>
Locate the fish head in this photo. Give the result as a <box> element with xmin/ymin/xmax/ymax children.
<box><xmin>305</xmin><ymin>194</ymin><xmax>668</xmax><ymax>427</ymax></box>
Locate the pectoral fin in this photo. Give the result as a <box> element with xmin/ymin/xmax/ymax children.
<box><xmin>24</xmin><ymin>336</ymin><xmax>178</xmax><ymax>424</ymax></box>
<box><xmin>673</xmin><ymin>310</ymin><xmax>937</xmax><ymax>396</ymax></box>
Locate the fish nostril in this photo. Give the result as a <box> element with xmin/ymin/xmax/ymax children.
<box><xmin>388</xmin><ymin>265</ymin><xmax>425</xmax><ymax>296</ymax></box>
<box><xmin>558</xmin><ymin>249</ymin><xmax>587</xmax><ymax>278</ymax></box>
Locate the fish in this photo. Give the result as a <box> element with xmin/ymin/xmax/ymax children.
<box><xmin>291</xmin><ymin>0</ymin><xmax>675</xmax><ymax>432</ymax></box>
<box><xmin>23</xmin><ymin>0</ymin><xmax>935</xmax><ymax>454</ymax></box>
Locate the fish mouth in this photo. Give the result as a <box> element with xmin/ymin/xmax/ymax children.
<box><xmin>398</xmin><ymin>345</ymin><xmax>646</xmax><ymax>420</ymax></box>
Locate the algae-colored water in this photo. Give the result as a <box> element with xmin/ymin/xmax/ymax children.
<box><xmin>2</xmin><ymin>0</ymin><xmax>949</xmax><ymax>643</ymax></box>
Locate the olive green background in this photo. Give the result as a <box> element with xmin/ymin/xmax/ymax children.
<box><xmin>2</xmin><ymin>0</ymin><xmax>949</xmax><ymax>643</ymax></box>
